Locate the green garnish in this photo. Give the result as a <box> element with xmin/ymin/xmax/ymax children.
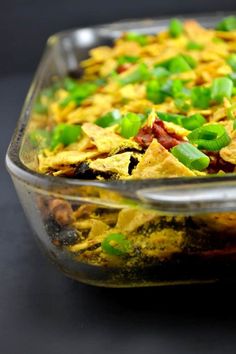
<box><xmin>157</xmin><ymin>112</ymin><xmax>206</xmax><ymax>130</ymax></box>
<box><xmin>233</xmin><ymin>120</ymin><xmax>236</xmax><ymax>130</ymax></box>
<box><xmin>181</xmin><ymin>113</ymin><xmax>206</xmax><ymax>130</ymax></box>
<box><xmin>216</xmin><ymin>16</ymin><xmax>236</xmax><ymax>32</ymax></box>
<box><xmin>157</xmin><ymin>112</ymin><xmax>185</xmax><ymax>125</ymax></box>
<box><xmin>171</xmin><ymin>143</ymin><xmax>210</xmax><ymax>171</ymax></box>
<box><xmin>186</xmin><ymin>41</ymin><xmax>204</xmax><ymax>50</ymax></box>
<box><xmin>120</xmin><ymin>113</ymin><xmax>142</xmax><ymax>138</ymax></box>
<box><xmin>125</xmin><ymin>32</ymin><xmax>148</xmax><ymax>46</ymax></box>
<box><xmin>51</xmin><ymin>124</ymin><xmax>82</xmax><ymax>149</ymax></box>
<box><xmin>182</xmin><ymin>54</ymin><xmax>197</xmax><ymax>69</ymax></box>
<box><xmin>168</xmin><ymin>55</ymin><xmax>192</xmax><ymax>73</ymax></box>
<box><xmin>119</xmin><ymin>63</ymin><xmax>150</xmax><ymax>85</ymax></box>
<box><xmin>63</xmin><ymin>77</ymin><xmax>80</xmax><ymax>92</ymax></box>
<box><xmin>146</xmin><ymin>80</ymin><xmax>166</xmax><ymax>104</ymax></box>
<box><xmin>188</xmin><ymin>124</ymin><xmax>231</xmax><ymax>151</ymax></box>
<box><xmin>155</xmin><ymin>55</ymin><xmax>193</xmax><ymax>73</ymax></box>
<box><xmin>211</xmin><ymin>77</ymin><xmax>233</xmax><ymax>103</ymax></box>
<box><xmin>191</xmin><ymin>86</ymin><xmax>211</xmax><ymax>109</ymax></box>
<box><xmin>95</xmin><ymin>110</ymin><xmax>122</xmax><ymax>128</ymax></box>
<box><xmin>227</xmin><ymin>54</ymin><xmax>236</xmax><ymax>72</ymax></box>
<box><xmin>228</xmin><ymin>72</ymin><xmax>236</xmax><ymax>86</ymax></box>
<box><xmin>174</xmin><ymin>97</ymin><xmax>190</xmax><ymax>113</ymax></box>
<box><xmin>34</xmin><ymin>101</ymin><xmax>48</xmax><ymax>115</ymax></box>
<box><xmin>101</xmin><ymin>233</ymin><xmax>131</xmax><ymax>256</ymax></box>
<box><xmin>60</xmin><ymin>82</ymin><xmax>98</xmax><ymax>107</ymax></box>
<box><xmin>169</xmin><ymin>19</ymin><xmax>183</xmax><ymax>38</ymax></box>
<box><xmin>29</xmin><ymin>129</ymin><xmax>51</xmax><ymax>148</ymax></box>
<box><xmin>151</xmin><ymin>67</ymin><xmax>170</xmax><ymax>79</ymax></box>
<box><xmin>117</xmin><ymin>55</ymin><xmax>139</xmax><ymax>65</ymax></box>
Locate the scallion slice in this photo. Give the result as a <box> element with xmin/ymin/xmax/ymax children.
<box><xmin>95</xmin><ymin>110</ymin><xmax>121</xmax><ymax>128</ymax></box>
<box><xmin>119</xmin><ymin>63</ymin><xmax>150</xmax><ymax>85</ymax></box>
<box><xmin>169</xmin><ymin>19</ymin><xmax>183</xmax><ymax>38</ymax></box>
<box><xmin>181</xmin><ymin>114</ymin><xmax>206</xmax><ymax>130</ymax></box>
<box><xmin>211</xmin><ymin>77</ymin><xmax>233</xmax><ymax>103</ymax></box>
<box><xmin>216</xmin><ymin>16</ymin><xmax>236</xmax><ymax>32</ymax></box>
<box><xmin>169</xmin><ymin>56</ymin><xmax>192</xmax><ymax>73</ymax></box>
<box><xmin>51</xmin><ymin>124</ymin><xmax>82</xmax><ymax>149</ymax></box>
<box><xmin>157</xmin><ymin>112</ymin><xmax>185</xmax><ymax>125</ymax></box>
<box><xmin>125</xmin><ymin>32</ymin><xmax>148</xmax><ymax>46</ymax></box>
<box><xmin>227</xmin><ymin>54</ymin><xmax>236</xmax><ymax>72</ymax></box>
<box><xmin>151</xmin><ymin>67</ymin><xmax>170</xmax><ymax>79</ymax></box>
<box><xmin>120</xmin><ymin>113</ymin><xmax>142</xmax><ymax>138</ymax></box>
<box><xmin>146</xmin><ymin>80</ymin><xmax>166</xmax><ymax>104</ymax></box>
<box><xmin>171</xmin><ymin>143</ymin><xmax>210</xmax><ymax>170</ymax></box>
<box><xmin>191</xmin><ymin>86</ymin><xmax>211</xmax><ymax>109</ymax></box>
<box><xmin>186</xmin><ymin>41</ymin><xmax>204</xmax><ymax>50</ymax></box>
<box><xmin>188</xmin><ymin>124</ymin><xmax>231</xmax><ymax>151</ymax></box>
<box><xmin>101</xmin><ymin>233</ymin><xmax>131</xmax><ymax>256</ymax></box>
<box><xmin>117</xmin><ymin>55</ymin><xmax>139</xmax><ymax>65</ymax></box>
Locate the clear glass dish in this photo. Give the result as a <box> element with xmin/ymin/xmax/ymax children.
<box><xmin>6</xmin><ymin>13</ymin><xmax>236</xmax><ymax>287</ymax></box>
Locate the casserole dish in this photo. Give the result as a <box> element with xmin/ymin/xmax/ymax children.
<box><xmin>6</xmin><ymin>13</ymin><xmax>236</xmax><ymax>287</ymax></box>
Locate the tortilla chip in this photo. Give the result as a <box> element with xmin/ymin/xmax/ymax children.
<box><xmin>89</xmin><ymin>152</ymin><xmax>141</xmax><ymax>177</ymax></box>
<box><xmin>132</xmin><ymin>139</ymin><xmax>195</xmax><ymax>178</ymax></box>
<box><xmin>82</xmin><ymin>123</ymin><xmax>141</xmax><ymax>154</ymax></box>
<box><xmin>116</xmin><ymin>208</ymin><xmax>157</xmax><ymax>233</ymax></box>
<box><xmin>38</xmin><ymin>150</ymin><xmax>99</xmax><ymax>173</ymax></box>
<box><xmin>220</xmin><ymin>132</ymin><xmax>236</xmax><ymax>164</ymax></box>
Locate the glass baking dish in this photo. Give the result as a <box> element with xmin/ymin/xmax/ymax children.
<box><xmin>6</xmin><ymin>13</ymin><xmax>236</xmax><ymax>287</ymax></box>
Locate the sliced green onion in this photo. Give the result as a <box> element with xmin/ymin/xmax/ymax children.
<box><xmin>188</xmin><ymin>124</ymin><xmax>231</xmax><ymax>151</ymax></box>
<box><xmin>216</xmin><ymin>16</ymin><xmax>236</xmax><ymax>32</ymax></box>
<box><xmin>158</xmin><ymin>112</ymin><xmax>205</xmax><ymax>130</ymax></box>
<box><xmin>157</xmin><ymin>112</ymin><xmax>185</xmax><ymax>125</ymax></box>
<box><xmin>171</xmin><ymin>143</ymin><xmax>210</xmax><ymax>170</ymax></box>
<box><xmin>41</xmin><ymin>87</ymin><xmax>56</xmax><ymax>99</ymax></box>
<box><xmin>119</xmin><ymin>63</ymin><xmax>150</xmax><ymax>85</ymax></box>
<box><xmin>161</xmin><ymin>79</ymin><xmax>188</xmax><ymax>98</ymax></box>
<box><xmin>181</xmin><ymin>113</ymin><xmax>206</xmax><ymax>130</ymax></box>
<box><xmin>34</xmin><ymin>101</ymin><xmax>48</xmax><ymax>115</ymax></box>
<box><xmin>186</xmin><ymin>41</ymin><xmax>204</xmax><ymax>50</ymax></box>
<box><xmin>211</xmin><ymin>77</ymin><xmax>233</xmax><ymax>103</ymax></box>
<box><xmin>60</xmin><ymin>82</ymin><xmax>98</xmax><ymax>107</ymax></box>
<box><xmin>120</xmin><ymin>113</ymin><xmax>142</xmax><ymax>138</ymax></box>
<box><xmin>228</xmin><ymin>72</ymin><xmax>236</xmax><ymax>86</ymax></box>
<box><xmin>171</xmin><ymin>79</ymin><xmax>184</xmax><ymax>97</ymax></box>
<box><xmin>125</xmin><ymin>32</ymin><xmax>148</xmax><ymax>46</ymax></box>
<box><xmin>182</xmin><ymin>54</ymin><xmax>197</xmax><ymax>69</ymax></box>
<box><xmin>233</xmin><ymin>120</ymin><xmax>236</xmax><ymax>130</ymax></box>
<box><xmin>101</xmin><ymin>233</ymin><xmax>131</xmax><ymax>256</ymax></box>
<box><xmin>51</xmin><ymin>124</ymin><xmax>82</xmax><ymax>149</ymax></box>
<box><xmin>169</xmin><ymin>19</ymin><xmax>183</xmax><ymax>38</ymax></box>
<box><xmin>117</xmin><ymin>55</ymin><xmax>139</xmax><ymax>65</ymax></box>
<box><xmin>191</xmin><ymin>86</ymin><xmax>211</xmax><ymax>109</ymax></box>
<box><xmin>63</xmin><ymin>77</ymin><xmax>79</xmax><ymax>92</ymax></box>
<box><xmin>169</xmin><ymin>56</ymin><xmax>192</xmax><ymax>73</ymax></box>
<box><xmin>146</xmin><ymin>80</ymin><xmax>166</xmax><ymax>104</ymax></box>
<box><xmin>29</xmin><ymin>129</ymin><xmax>51</xmax><ymax>148</ymax></box>
<box><xmin>174</xmin><ymin>97</ymin><xmax>190</xmax><ymax>113</ymax></box>
<box><xmin>151</xmin><ymin>67</ymin><xmax>170</xmax><ymax>79</ymax></box>
<box><xmin>95</xmin><ymin>110</ymin><xmax>122</xmax><ymax>128</ymax></box>
<box><xmin>227</xmin><ymin>54</ymin><xmax>236</xmax><ymax>72</ymax></box>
